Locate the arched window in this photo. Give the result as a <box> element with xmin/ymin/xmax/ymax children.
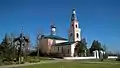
<box><xmin>76</xmin><ymin>33</ymin><xmax>79</xmax><ymax>38</ymax></box>
<box><xmin>68</xmin><ymin>49</ymin><xmax>69</xmax><ymax>54</ymax></box>
<box><xmin>76</xmin><ymin>25</ymin><xmax>77</xmax><ymax>28</ymax></box>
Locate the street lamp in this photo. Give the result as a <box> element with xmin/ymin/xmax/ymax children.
<box><xmin>37</xmin><ymin>34</ymin><xmax>42</xmax><ymax>57</ymax></box>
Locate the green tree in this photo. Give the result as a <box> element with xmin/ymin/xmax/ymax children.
<box><xmin>75</xmin><ymin>38</ymin><xmax>87</xmax><ymax>56</ymax></box>
<box><xmin>102</xmin><ymin>44</ymin><xmax>107</xmax><ymax>51</ymax></box>
<box><xmin>0</xmin><ymin>32</ymin><xmax>30</xmax><ymax>64</ymax></box>
<box><xmin>90</xmin><ymin>40</ymin><xmax>103</xmax><ymax>54</ymax></box>
<box><xmin>0</xmin><ymin>33</ymin><xmax>14</xmax><ymax>61</ymax></box>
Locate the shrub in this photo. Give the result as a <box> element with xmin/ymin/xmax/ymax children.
<box><xmin>3</xmin><ymin>61</ymin><xmax>13</xmax><ymax>65</ymax></box>
<box><xmin>100</xmin><ymin>58</ymin><xmax>104</xmax><ymax>61</ymax></box>
<box><xmin>29</xmin><ymin>58</ymin><xmax>40</xmax><ymax>63</ymax></box>
<box><xmin>21</xmin><ymin>62</ymin><xmax>25</xmax><ymax>64</ymax></box>
<box><xmin>103</xmin><ymin>54</ymin><xmax>108</xmax><ymax>59</ymax></box>
<box><xmin>0</xmin><ymin>59</ymin><xmax>3</xmax><ymax>65</ymax></box>
<box><xmin>116</xmin><ymin>55</ymin><xmax>120</xmax><ymax>61</ymax></box>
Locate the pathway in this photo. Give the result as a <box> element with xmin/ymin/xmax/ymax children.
<box><xmin>0</xmin><ymin>59</ymin><xmax>65</xmax><ymax>68</ymax></box>
<box><xmin>0</xmin><ymin>59</ymin><xmax>72</xmax><ymax>68</ymax></box>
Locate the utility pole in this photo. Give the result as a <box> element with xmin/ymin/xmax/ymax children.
<box><xmin>36</xmin><ymin>28</ymin><xmax>44</xmax><ymax>58</ymax></box>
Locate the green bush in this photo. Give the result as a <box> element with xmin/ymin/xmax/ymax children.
<box><xmin>100</xmin><ymin>59</ymin><xmax>104</xmax><ymax>61</ymax></box>
<box><xmin>21</xmin><ymin>62</ymin><xmax>25</xmax><ymax>64</ymax></box>
<box><xmin>116</xmin><ymin>55</ymin><xmax>120</xmax><ymax>61</ymax></box>
<box><xmin>0</xmin><ymin>59</ymin><xmax>3</xmax><ymax>65</ymax></box>
<box><xmin>29</xmin><ymin>58</ymin><xmax>40</xmax><ymax>63</ymax></box>
<box><xmin>3</xmin><ymin>61</ymin><xmax>14</xmax><ymax>65</ymax></box>
<box><xmin>103</xmin><ymin>54</ymin><xmax>108</xmax><ymax>59</ymax></box>
<box><xmin>0</xmin><ymin>57</ymin><xmax>17</xmax><ymax>65</ymax></box>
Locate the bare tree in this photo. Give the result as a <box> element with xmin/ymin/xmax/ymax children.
<box><xmin>13</xmin><ymin>26</ymin><xmax>30</xmax><ymax>64</ymax></box>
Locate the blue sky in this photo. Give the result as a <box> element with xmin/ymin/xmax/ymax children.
<box><xmin>0</xmin><ymin>0</ymin><xmax>120</xmax><ymax>52</ymax></box>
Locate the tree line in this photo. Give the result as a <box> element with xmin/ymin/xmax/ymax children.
<box><xmin>0</xmin><ymin>33</ymin><xmax>107</xmax><ymax>58</ymax></box>
<box><xmin>75</xmin><ymin>38</ymin><xmax>107</xmax><ymax>57</ymax></box>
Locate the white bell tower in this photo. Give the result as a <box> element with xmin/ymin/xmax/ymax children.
<box><xmin>68</xmin><ymin>8</ymin><xmax>81</xmax><ymax>42</ymax></box>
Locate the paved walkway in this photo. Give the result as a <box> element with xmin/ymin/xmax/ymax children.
<box><xmin>0</xmin><ymin>60</ymin><xmax>65</xmax><ymax>68</ymax></box>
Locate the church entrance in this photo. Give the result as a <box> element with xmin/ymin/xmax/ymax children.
<box><xmin>74</xmin><ymin>48</ymin><xmax>78</xmax><ymax>57</ymax></box>
<box><xmin>74</xmin><ymin>43</ymin><xmax>79</xmax><ymax>57</ymax></box>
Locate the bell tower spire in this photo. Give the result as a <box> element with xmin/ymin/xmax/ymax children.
<box><xmin>68</xmin><ymin>8</ymin><xmax>81</xmax><ymax>42</ymax></box>
<box><xmin>71</xmin><ymin>8</ymin><xmax>77</xmax><ymax>21</ymax></box>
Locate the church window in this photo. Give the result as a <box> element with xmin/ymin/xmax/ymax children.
<box><xmin>68</xmin><ymin>49</ymin><xmax>69</xmax><ymax>54</ymax></box>
<box><xmin>76</xmin><ymin>33</ymin><xmax>79</xmax><ymax>38</ymax></box>
<box><xmin>76</xmin><ymin>25</ymin><xmax>77</xmax><ymax>28</ymax></box>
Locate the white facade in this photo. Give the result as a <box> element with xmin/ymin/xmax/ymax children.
<box><xmin>50</xmin><ymin>43</ymin><xmax>76</xmax><ymax>57</ymax></box>
<box><xmin>70</xmin><ymin>43</ymin><xmax>76</xmax><ymax>57</ymax></box>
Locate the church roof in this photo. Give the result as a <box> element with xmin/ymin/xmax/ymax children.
<box><xmin>43</xmin><ymin>35</ymin><xmax>67</xmax><ymax>40</ymax></box>
<box><xmin>55</xmin><ymin>42</ymin><xmax>75</xmax><ymax>46</ymax></box>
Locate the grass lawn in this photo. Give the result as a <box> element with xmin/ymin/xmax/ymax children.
<box><xmin>12</xmin><ymin>60</ymin><xmax>120</xmax><ymax>68</ymax></box>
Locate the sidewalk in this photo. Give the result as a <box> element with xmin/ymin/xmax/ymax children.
<box><xmin>0</xmin><ymin>60</ymin><xmax>63</xmax><ymax>68</ymax></box>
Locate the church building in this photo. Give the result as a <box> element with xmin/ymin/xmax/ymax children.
<box><xmin>39</xmin><ymin>9</ymin><xmax>81</xmax><ymax>57</ymax></box>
